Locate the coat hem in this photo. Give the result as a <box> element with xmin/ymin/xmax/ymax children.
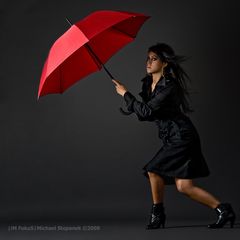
<box><xmin>142</xmin><ymin>167</ymin><xmax>210</xmax><ymax>185</ymax></box>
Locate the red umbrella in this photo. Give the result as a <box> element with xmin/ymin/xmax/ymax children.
<box><xmin>37</xmin><ymin>10</ymin><xmax>150</xmax><ymax>99</ymax></box>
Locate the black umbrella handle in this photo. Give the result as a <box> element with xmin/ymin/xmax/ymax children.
<box><xmin>85</xmin><ymin>44</ymin><xmax>115</xmax><ymax>80</ymax></box>
<box><xmin>102</xmin><ymin>64</ymin><xmax>115</xmax><ymax>79</ymax></box>
<box><xmin>119</xmin><ymin>107</ymin><xmax>134</xmax><ymax>115</ymax></box>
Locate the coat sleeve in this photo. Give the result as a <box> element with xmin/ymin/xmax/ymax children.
<box><xmin>123</xmin><ymin>82</ymin><xmax>175</xmax><ymax>121</ymax></box>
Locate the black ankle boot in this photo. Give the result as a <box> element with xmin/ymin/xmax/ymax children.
<box><xmin>207</xmin><ymin>203</ymin><xmax>236</xmax><ymax>228</ymax></box>
<box><xmin>146</xmin><ymin>202</ymin><xmax>166</xmax><ymax>229</ymax></box>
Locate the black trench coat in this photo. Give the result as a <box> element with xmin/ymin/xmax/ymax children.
<box><xmin>122</xmin><ymin>74</ymin><xmax>210</xmax><ymax>185</ymax></box>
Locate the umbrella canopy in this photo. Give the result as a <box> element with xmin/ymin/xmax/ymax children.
<box><xmin>38</xmin><ymin>10</ymin><xmax>150</xmax><ymax>99</ymax></box>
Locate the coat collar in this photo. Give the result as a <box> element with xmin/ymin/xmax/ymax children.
<box><xmin>139</xmin><ymin>74</ymin><xmax>174</xmax><ymax>100</ymax></box>
<box><xmin>156</xmin><ymin>75</ymin><xmax>166</xmax><ymax>87</ymax></box>
<box><xmin>141</xmin><ymin>74</ymin><xmax>169</xmax><ymax>87</ymax></box>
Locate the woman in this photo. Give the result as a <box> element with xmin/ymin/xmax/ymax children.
<box><xmin>112</xmin><ymin>43</ymin><xmax>236</xmax><ymax>229</ymax></box>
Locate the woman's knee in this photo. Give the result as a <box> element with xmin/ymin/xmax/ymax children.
<box><xmin>148</xmin><ymin>171</ymin><xmax>155</xmax><ymax>177</ymax></box>
<box><xmin>175</xmin><ymin>178</ymin><xmax>194</xmax><ymax>193</ymax></box>
<box><xmin>147</xmin><ymin>171</ymin><xmax>163</xmax><ymax>179</ymax></box>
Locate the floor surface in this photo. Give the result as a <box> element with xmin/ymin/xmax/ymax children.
<box><xmin>1</xmin><ymin>218</ymin><xmax>240</xmax><ymax>240</ymax></box>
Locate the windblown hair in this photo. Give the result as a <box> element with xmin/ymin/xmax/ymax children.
<box><xmin>147</xmin><ymin>43</ymin><xmax>194</xmax><ymax>114</ymax></box>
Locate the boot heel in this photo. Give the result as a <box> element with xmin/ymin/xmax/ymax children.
<box><xmin>207</xmin><ymin>202</ymin><xmax>236</xmax><ymax>229</ymax></box>
<box><xmin>161</xmin><ymin>217</ymin><xmax>166</xmax><ymax>228</ymax></box>
<box><xmin>230</xmin><ymin>216</ymin><xmax>236</xmax><ymax>228</ymax></box>
<box><xmin>146</xmin><ymin>203</ymin><xmax>166</xmax><ymax>230</ymax></box>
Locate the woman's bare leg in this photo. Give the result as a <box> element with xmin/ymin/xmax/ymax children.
<box><xmin>175</xmin><ymin>178</ymin><xmax>221</xmax><ymax>209</ymax></box>
<box><xmin>148</xmin><ymin>172</ymin><xmax>165</xmax><ymax>204</ymax></box>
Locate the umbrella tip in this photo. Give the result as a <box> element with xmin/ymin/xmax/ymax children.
<box><xmin>65</xmin><ymin>17</ymin><xmax>73</xmax><ymax>26</ymax></box>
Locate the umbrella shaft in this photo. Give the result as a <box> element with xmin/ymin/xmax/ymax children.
<box><xmin>85</xmin><ymin>44</ymin><xmax>114</xmax><ymax>79</ymax></box>
<box><xmin>102</xmin><ymin>65</ymin><xmax>114</xmax><ymax>79</ymax></box>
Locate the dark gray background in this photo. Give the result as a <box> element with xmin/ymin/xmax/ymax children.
<box><xmin>1</xmin><ymin>0</ymin><xmax>240</xmax><ymax>225</ymax></box>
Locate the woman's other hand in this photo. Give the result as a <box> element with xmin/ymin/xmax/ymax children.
<box><xmin>112</xmin><ymin>79</ymin><xmax>128</xmax><ymax>97</ymax></box>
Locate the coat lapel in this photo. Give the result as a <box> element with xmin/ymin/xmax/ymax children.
<box><xmin>139</xmin><ymin>75</ymin><xmax>169</xmax><ymax>101</ymax></box>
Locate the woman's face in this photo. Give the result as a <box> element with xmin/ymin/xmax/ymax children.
<box><xmin>146</xmin><ymin>51</ymin><xmax>166</xmax><ymax>74</ymax></box>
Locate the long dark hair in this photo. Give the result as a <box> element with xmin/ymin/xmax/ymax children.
<box><xmin>147</xmin><ymin>43</ymin><xmax>194</xmax><ymax>114</ymax></box>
